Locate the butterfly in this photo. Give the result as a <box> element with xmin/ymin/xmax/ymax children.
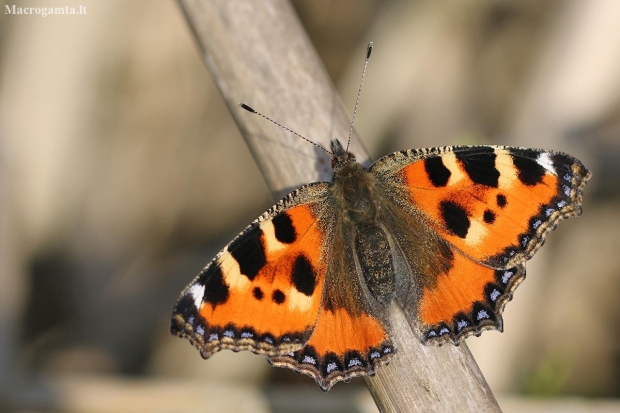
<box><xmin>170</xmin><ymin>44</ymin><xmax>591</xmax><ymax>391</ymax></box>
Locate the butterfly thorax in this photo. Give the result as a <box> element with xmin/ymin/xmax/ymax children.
<box><xmin>329</xmin><ymin>139</ymin><xmax>396</xmax><ymax>304</ymax></box>
<box><xmin>329</xmin><ymin>139</ymin><xmax>376</xmax><ymax>223</ymax></box>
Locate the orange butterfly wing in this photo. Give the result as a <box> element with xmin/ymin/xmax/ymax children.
<box><xmin>171</xmin><ymin>184</ymin><xmax>329</xmax><ymax>358</ymax></box>
<box><xmin>417</xmin><ymin>250</ymin><xmax>526</xmax><ymax>343</ymax></box>
<box><xmin>375</xmin><ymin>146</ymin><xmax>590</xmax><ymax>269</ymax></box>
<box><xmin>372</xmin><ymin>146</ymin><xmax>590</xmax><ymax>343</ymax></box>
<box><xmin>171</xmin><ymin>180</ymin><xmax>394</xmax><ymax>391</ymax></box>
<box><xmin>269</xmin><ymin>307</ymin><xmax>393</xmax><ymax>391</ymax></box>
<box><xmin>268</xmin><ymin>216</ymin><xmax>395</xmax><ymax>391</ymax></box>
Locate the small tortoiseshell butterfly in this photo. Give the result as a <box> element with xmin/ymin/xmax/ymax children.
<box><xmin>171</xmin><ymin>43</ymin><xmax>590</xmax><ymax>391</ymax></box>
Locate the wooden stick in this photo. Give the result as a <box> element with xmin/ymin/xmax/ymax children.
<box><xmin>177</xmin><ymin>1</ymin><xmax>502</xmax><ymax>411</ymax></box>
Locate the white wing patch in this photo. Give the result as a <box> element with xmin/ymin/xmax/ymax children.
<box><xmin>188</xmin><ymin>283</ymin><xmax>206</xmax><ymax>309</ymax></box>
<box><xmin>536</xmin><ymin>152</ymin><xmax>556</xmax><ymax>173</ymax></box>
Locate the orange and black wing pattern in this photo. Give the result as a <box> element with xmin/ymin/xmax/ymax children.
<box><xmin>171</xmin><ymin>183</ymin><xmax>330</xmax><ymax>358</ymax></box>
<box><xmin>172</xmin><ymin>180</ymin><xmax>394</xmax><ymax>391</ymax></box>
<box><xmin>269</xmin><ymin>221</ymin><xmax>394</xmax><ymax>391</ymax></box>
<box><xmin>398</xmin><ymin>146</ymin><xmax>589</xmax><ymax>268</ymax></box>
<box><xmin>372</xmin><ymin>145</ymin><xmax>590</xmax><ymax>343</ymax></box>
<box><xmin>374</xmin><ymin>146</ymin><xmax>590</xmax><ymax>269</ymax></box>
<box><xmin>268</xmin><ymin>306</ymin><xmax>394</xmax><ymax>391</ymax></box>
<box><xmin>416</xmin><ymin>247</ymin><xmax>526</xmax><ymax>344</ymax></box>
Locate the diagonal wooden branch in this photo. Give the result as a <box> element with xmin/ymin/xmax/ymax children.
<box><xmin>177</xmin><ymin>1</ymin><xmax>502</xmax><ymax>412</ymax></box>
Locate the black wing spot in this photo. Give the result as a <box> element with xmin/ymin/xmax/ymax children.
<box><xmin>201</xmin><ymin>266</ymin><xmax>230</xmax><ymax>307</ymax></box>
<box><xmin>272</xmin><ymin>289</ymin><xmax>286</xmax><ymax>304</ymax></box>
<box><xmin>272</xmin><ymin>213</ymin><xmax>296</xmax><ymax>244</ymax></box>
<box><xmin>496</xmin><ymin>194</ymin><xmax>507</xmax><ymax>208</ymax></box>
<box><xmin>455</xmin><ymin>147</ymin><xmax>499</xmax><ymax>187</ymax></box>
<box><xmin>229</xmin><ymin>226</ymin><xmax>266</xmax><ymax>281</ymax></box>
<box><xmin>440</xmin><ymin>200</ymin><xmax>470</xmax><ymax>238</ymax></box>
<box><xmin>253</xmin><ymin>287</ymin><xmax>264</xmax><ymax>301</ymax></box>
<box><xmin>483</xmin><ymin>209</ymin><xmax>496</xmax><ymax>224</ymax></box>
<box><xmin>292</xmin><ymin>254</ymin><xmax>316</xmax><ymax>296</ymax></box>
<box><xmin>173</xmin><ymin>294</ymin><xmax>196</xmax><ymax>320</ymax></box>
<box><xmin>424</xmin><ymin>157</ymin><xmax>451</xmax><ymax>187</ymax></box>
<box><xmin>511</xmin><ymin>151</ymin><xmax>546</xmax><ymax>186</ymax></box>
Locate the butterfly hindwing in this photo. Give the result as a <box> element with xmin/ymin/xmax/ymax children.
<box><xmin>269</xmin><ymin>217</ymin><xmax>395</xmax><ymax>391</ymax></box>
<box><xmin>371</xmin><ymin>146</ymin><xmax>590</xmax><ymax>269</ymax></box>
<box><xmin>171</xmin><ymin>183</ymin><xmax>330</xmax><ymax>358</ymax></box>
<box><xmin>268</xmin><ymin>306</ymin><xmax>394</xmax><ymax>391</ymax></box>
<box><xmin>415</xmin><ymin>248</ymin><xmax>527</xmax><ymax>344</ymax></box>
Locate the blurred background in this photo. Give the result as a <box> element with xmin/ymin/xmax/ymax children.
<box><xmin>1</xmin><ymin>0</ymin><xmax>619</xmax><ymax>412</ymax></box>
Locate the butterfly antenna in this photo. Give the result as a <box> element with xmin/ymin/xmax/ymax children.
<box><xmin>346</xmin><ymin>42</ymin><xmax>373</xmax><ymax>152</ymax></box>
<box><xmin>239</xmin><ymin>103</ymin><xmax>332</xmax><ymax>155</ymax></box>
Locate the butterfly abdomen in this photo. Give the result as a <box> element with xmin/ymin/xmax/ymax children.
<box><xmin>355</xmin><ymin>224</ymin><xmax>396</xmax><ymax>304</ymax></box>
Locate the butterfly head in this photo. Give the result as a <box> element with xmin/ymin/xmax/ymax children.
<box><xmin>330</xmin><ymin>139</ymin><xmax>357</xmax><ymax>171</ymax></box>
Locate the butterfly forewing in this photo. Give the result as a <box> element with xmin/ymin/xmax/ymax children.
<box><xmin>171</xmin><ymin>183</ymin><xmax>331</xmax><ymax>358</ymax></box>
<box><xmin>371</xmin><ymin>146</ymin><xmax>590</xmax><ymax>269</ymax></box>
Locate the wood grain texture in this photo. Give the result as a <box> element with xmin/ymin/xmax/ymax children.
<box><xmin>177</xmin><ymin>0</ymin><xmax>502</xmax><ymax>411</ymax></box>
<box><xmin>178</xmin><ymin>0</ymin><xmax>370</xmax><ymax>199</ymax></box>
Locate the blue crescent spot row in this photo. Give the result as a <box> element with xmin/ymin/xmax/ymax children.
<box><xmin>271</xmin><ymin>341</ymin><xmax>394</xmax><ymax>379</ymax></box>
<box><xmin>423</xmin><ymin>266</ymin><xmax>524</xmax><ymax>343</ymax></box>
